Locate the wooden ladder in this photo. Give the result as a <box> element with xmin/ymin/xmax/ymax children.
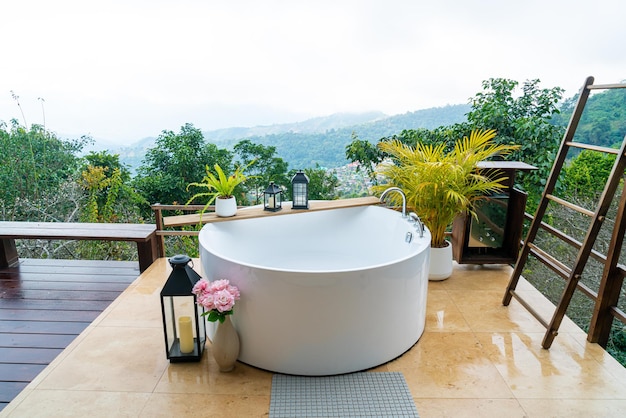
<box><xmin>502</xmin><ymin>76</ymin><xmax>626</xmax><ymax>349</ymax></box>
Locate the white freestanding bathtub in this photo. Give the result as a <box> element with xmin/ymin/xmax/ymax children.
<box><xmin>199</xmin><ymin>204</ymin><xmax>431</xmax><ymax>375</ymax></box>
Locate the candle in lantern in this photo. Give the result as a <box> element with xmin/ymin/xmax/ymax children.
<box><xmin>178</xmin><ymin>316</ymin><xmax>194</xmax><ymax>354</ymax></box>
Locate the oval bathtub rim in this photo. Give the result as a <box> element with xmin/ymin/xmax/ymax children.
<box><xmin>198</xmin><ymin>205</ymin><xmax>431</xmax><ymax>275</ymax></box>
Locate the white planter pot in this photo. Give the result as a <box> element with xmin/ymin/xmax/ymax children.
<box><xmin>428</xmin><ymin>240</ymin><xmax>453</xmax><ymax>281</ymax></box>
<box><xmin>215</xmin><ymin>196</ymin><xmax>237</xmax><ymax>217</ymax></box>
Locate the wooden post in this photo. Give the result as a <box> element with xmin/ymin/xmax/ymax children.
<box><xmin>588</xmin><ymin>183</ymin><xmax>626</xmax><ymax>346</ymax></box>
<box><xmin>136</xmin><ymin>236</ymin><xmax>158</xmax><ymax>273</ymax></box>
<box><xmin>152</xmin><ymin>204</ymin><xmax>167</xmax><ymax>258</ymax></box>
<box><xmin>0</xmin><ymin>238</ymin><xmax>20</xmax><ymax>268</ymax></box>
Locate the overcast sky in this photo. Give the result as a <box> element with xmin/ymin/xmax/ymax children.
<box><xmin>1</xmin><ymin>0</ymin><xmax>625</xmax><ymax>145</ymax></box>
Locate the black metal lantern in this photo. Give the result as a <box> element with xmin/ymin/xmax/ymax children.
<box><xmin>264</xmin><ymin>182</ymin><xmax>283</xmax><ymax>212</ymax></box>
<box><xmin>291</xmin><ymin>170</ymin><xmax>309</xmax><ymax>209</ymax></box>
<box><xmin>160</xmin><ymin>254</ymin><xmax>206</xmax><ymax>362</ymax></box>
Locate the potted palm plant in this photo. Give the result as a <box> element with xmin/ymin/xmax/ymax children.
<box><xmin>187</xmin><ymin>163</ymin><xmax>248</xmax><ymax>217</ymax></box>
<box><xmin>374</xmin><ymin>129</ymin><xmax>519</xmax><ymax>280</ymax></box>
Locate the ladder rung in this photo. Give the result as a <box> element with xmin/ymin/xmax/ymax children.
<box><xmin>528</xmin><ymin>243</ymin><xmax>598</xmax><ymax>300</ymax></box>
<box><xmin>611</xmin><ymin>306</ymin><xmax>626</xmax><ymax>324</ymax></box>
<box><xmin>546</xmin><ymin>194</ymin><xmax>595</xmax><ymax>217</ymax></box>
<box><xmin>565</xmin><ymin>141</ymin><xmax>621</xmax><ymax>155</ymax></box>
<box><xmin>587</xmin><ymin>83</ymin><xmax>626</xmax><ymax>90</ymax></box>
<box><xmin>509</xmin><ymin>290</ymin><xmax>549</xmax><ymax>328</ymax></box>
<box><xmin>538</xmin><ymin>220</ymin><xmax>607</xmax><ymax>265</ymax></box>
<box><xmin>528</xmin><ymin>243</ymin><xmax>572</xmax><ymax>279</ymax></box>
<box><xmin>509</xmin><ymin>283</ymin><xmax>592</xmax><ymax>328</ymax></box>
<box><xmin>576</xmin><ymin>280</ymin><xmax>597</xmax><ymax>300</ymax></box>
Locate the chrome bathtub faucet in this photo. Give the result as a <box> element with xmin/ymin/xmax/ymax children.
<box><xmin>380</xmin><ymin>187</ymin><xmax>407</xmax><ymax>218</ymax></box>
<box><xmin>408</xmin><ymin>212</ymin><xmax>425</xmax><ymax>238</ymax></box>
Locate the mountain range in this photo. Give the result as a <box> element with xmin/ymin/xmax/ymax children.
<box><xmin>110</xmin><ymin>104</ymin><xmax>471</xmax><ymax>172</ymax></box>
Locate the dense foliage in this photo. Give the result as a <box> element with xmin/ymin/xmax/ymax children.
<box><xmin>285</xmin><ymin>166</ymin><xmax>339</xmax><ymax>202</ymax></box>
<box><xmin>233</xmin><ymin>140</ymin><xmax>290</xmax><ymax>204</ymax></box>
<box><xmin>0</xmin><ymin>120</ymin><xmax>87</xmax><ymax>216</ymax></box>
<box><xmin>346</xmin><ymin>78</ymin><xmax>566</xmax><ymax>211</ymax></box>
<box><xmin>133</xmin><ymin>123</ymin><xmax>233</xmax><ymax>208</ymax></box>
<box><xmin>557</xmin><ymin>87</ymin><xmax>626</xmax><ymax>148</ymax></box>
<box><xmin>466</xmin><ymin>78</ymin><xmax>565</xmax><ymax>206</ymax></box>
<box><xmin>80</xmin><ymin>151</ymin><xmax>144</xmax><ymax>223</ymax></box>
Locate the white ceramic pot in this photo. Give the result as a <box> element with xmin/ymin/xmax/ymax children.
<box><xmin>428</xmin><ymin>240</ymin><xmax>453</xmax><ymax>281</ymax></box>
<box><xmin>215</xmin><ymin>196</ymin><xmax>237</xmax><ymax>217</ymax></box>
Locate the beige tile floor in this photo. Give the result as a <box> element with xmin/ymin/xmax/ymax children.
<box><xmin>2</xmin><ymin>259</ymin><xmax>626</xmax><ymax>417</ymax></box>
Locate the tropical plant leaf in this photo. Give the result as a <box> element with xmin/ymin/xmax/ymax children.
<box><xmin>374</xmin><ymin>129</ymin><xmax>519</xmax><ymax>247</ymax></box>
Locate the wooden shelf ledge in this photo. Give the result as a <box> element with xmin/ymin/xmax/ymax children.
<box><xmin>163</xmin><ymin>196</ymin><xmax>381</xmax><ymax>227</ymax></box>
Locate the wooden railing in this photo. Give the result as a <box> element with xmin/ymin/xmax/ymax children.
<box><xmin>151</xmin><ymin>203</ymin><xmax>216</xmax><ymax>258</ymax></box>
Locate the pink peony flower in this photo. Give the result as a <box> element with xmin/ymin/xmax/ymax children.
<box><xmin>197</xmin><ymin>293</ymin><xmax>215</xmax><ymax>311</ymax></box>
<box><xmin>192</xmin><ymin>279</ymin><xmax>211</xmax><ymax>294</ymax></box>
<box><xmin>227</xmin><ymin>284</ymin><xmax>241</xmax><ymax>300</ymax></box>
<box><xmin>213</xmin><ymin>289</ymin><xmax>236</xmax><ymax>312</ymax></box>
<box><xmin>192</xmin><ymin>278</ymin><xmax>240</xmax><ymax>322</ymax></box>
<box><xmin>210</xmin><ymin>279</ymin><xmax>230</xmax><ymax>292</ymax></box>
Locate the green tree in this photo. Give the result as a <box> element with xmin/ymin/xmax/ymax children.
<box><xmin>561</xmin><ymin>149</ymin><xmax>616</xmax><ymax>200</ymax></box>
<box><xmin>345</xmin><ymin>132</ymin><xmax>383</xmax><ymax>185</ymax></box>
<box><xmin>466</xmin><ymin>78</ymin><xmax>565</xmax><ymax>207</ymax></box>
<box><xmin>133</xmin><ymin>123</ymin><xmax>232</xmax><ymax>207</ymax></box>
<box><xmin>80</xmin><ymin>151</ymin><xmax>146</xmax><ymax>223</ymax></box>
<box><xmin>557</xmin><ymin>87</ymin><xmax>626</xmax><ymax>149</ymax></box>
<box><xmin>305</xmin><ymin>165</ymin><xmax>339</xmax><ymax>200</ymax></box>
<box><xmin>233</xmin><ymin>139</ymin><xmax>289</xmax><ymax>204</ymax></box>
<box><xmin>284</xmin><ymin>166</ymin><xmax>339</xmax><ymax>201</ymax></box>
<box><xmin>0</xmin><ymin>121</ymin><xmax>87</xmax><ymax>219</ymax></box>
<box><xmin>84</xmin><ymin>150</ymin><xmax>132</xmax><ymax>184</ymax></box>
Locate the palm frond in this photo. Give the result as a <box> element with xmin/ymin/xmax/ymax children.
<box><xmin>374</xmin><ymin>129</ymin><xmax>519</xmax><ymax>247</ymax></box>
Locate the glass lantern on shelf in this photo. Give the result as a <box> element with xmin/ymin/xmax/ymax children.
<box><xmin>291</xmin><ymin>170</ymin><xmax>309</xmax><ymax>209</ymax></box>
<box><xmin>160</xmin><ymin>254</ymin><xmax>206</xmax><ymax>362</ymax></box>
<box><xmin>264</xmin><ymin>182</ymin><xmax>283</xmax><ymax>212</ymax></box>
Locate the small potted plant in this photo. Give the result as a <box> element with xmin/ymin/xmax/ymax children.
<box><xmin>186</xmin><ymin>163</ymin><xmax>248</xmax><ymax>217</ymax></box>
<box><xmin>374</xmin><ymin>129</ymin><xmax>519</xmax><ymax>280</ymax></box>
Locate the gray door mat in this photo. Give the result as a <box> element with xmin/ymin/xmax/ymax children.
<box><xmin>269</xmin><ymin>371</ymin><xmax>419</xmax><ymax>417</ymax></box>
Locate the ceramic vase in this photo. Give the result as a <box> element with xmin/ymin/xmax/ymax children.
<box><xmin>212</xmin><ymin>315</ymin><xmax>240</xmax><ymax>372</ymax></box>
<box><xmin>428</xmin><ymin>240</ymin><xmax>453</xmax><ymax>281</ymax></box>
<box><xmin>215</xmin><ymin>196</ymin><xmax>237</xmax><ymax>217</ymax></box>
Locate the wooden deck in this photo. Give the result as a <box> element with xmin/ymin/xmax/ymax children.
<box><xmin>0</xmin><ymin>258</ymin><xmax>140</xmax><ymax>412</ymax></box>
